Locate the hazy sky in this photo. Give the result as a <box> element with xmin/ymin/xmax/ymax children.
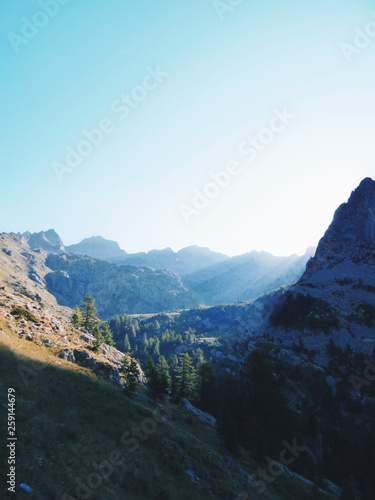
<box><xmin>1</xmin><ymin>0</ymin><xmax>375</xmax><ymax>256</ymax></box>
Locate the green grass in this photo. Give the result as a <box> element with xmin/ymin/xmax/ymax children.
<box><xmin>0</xmin><ymin>325</ymin><xmax>334</xmax><ymax>500</ymax></box>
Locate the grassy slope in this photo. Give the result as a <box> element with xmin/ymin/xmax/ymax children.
<box><xmin>0</xmin><ymin>319</ymin><xmax>331</xmax><ymax>500</ymax></box>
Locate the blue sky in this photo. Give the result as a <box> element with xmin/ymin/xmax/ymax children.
<box><xmin>1</xmin><ymin>0</ymin><xmax>375</xmax><ymax>256</ymax></box>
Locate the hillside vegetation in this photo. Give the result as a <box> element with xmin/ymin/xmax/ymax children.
<box><xmin>0</xmin><ymin>316</ymin><xmax>327</xmax><ymax>500</ymax></box>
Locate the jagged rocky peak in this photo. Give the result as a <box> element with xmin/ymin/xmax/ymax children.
<box><xmin>66</xmin><ymin>236</ymin><xmax>127</xmax><ymax>261</ymax></box>
<box><xmin>302</xmin><ymin>177</ymin><xmax>375</xmax><ymax>276</ymax></box>
<box><xmin>329</xmin><ymin>177</ymin><xmax>375</xmax><ymax>243</ymax></box>
<box><xmin>20</xmin><ymin>229</ymin><xmax>65</xmax><ymax>254</ymax></box>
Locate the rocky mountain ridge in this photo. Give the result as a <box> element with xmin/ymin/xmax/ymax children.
<box><xmin>184</xmin><ymin>247</ymin><xmax>315</xmax><ymax>305</ymax></box>
<box><xmin>302</xmin><ymin>177</ymin><xmax>375</xmax><ymax>279</ymax></box>
<box><xmin>0</xmin><ymin>233</ymin><xmax>201</xmax><ymax>319</ymax></box>
<box><xmin>19</xmin><ymin>229</ymin><xmax>65</xmax><ymax>254</ymax></box>
<box><xmin>68</xmin><ymin>240</ymin><xmax>230</xmax><ymax>276</ymax></box>
<box><xmin>196</xmin><ymin>177</ymin><xmax>375</xmax><ymax>360</ymax></box>
<box><xmin>134</xmin><ymin>178</ymin><xmax>375</xmax><ymax>365</ymax></box>
<box><xmin>44</xmin><ymin>252</ymin><xmax>200</xmax><ymax>318</ymax></box>
<box><xmin>66</xmin><ymin>235</ymin><xmax>127</xmax><ymax>261</ymax></box>
<box><xmin>6</xmin><ymin>230</ymin><xmax>315</xmax><ymax>310</ymax></box>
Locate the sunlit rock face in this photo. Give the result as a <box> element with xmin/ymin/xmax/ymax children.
<box><xmin>66</xmin><ymin>236</ymin><xmax>127</xmax><ymax>261</ymax></box>
<box><xmin>19</xmin><ymin>229</ymin><xmax>66</xmax><ymax>254</ymax></box>
<box><xmin>302</xmin><ymin>177</ymin><xmax>375</xmax><ymax>278</ymax></box>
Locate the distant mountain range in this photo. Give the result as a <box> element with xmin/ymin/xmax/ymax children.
<box><xmin>11</xmin><ymin>230</ymin><xmax>314</xmax><ymax>310</ymax></box>
<box><xmin>8</xmin><ymin>177</ymin><xmax>374</xmax><ymax>347</ymax></box>
<box><xmin>183</xmin><ymin>248</ymin><xmax>315</xmax><ymax>304</ymax></box>
<box><xmin>0</xmin><ymin>234</ymin><xmax>200</xmax><ymax>319</ymax></box>
<box><xmin>67</xmin><ymin>237</ymin><xmax>229</xmax><ymax>276</ymax></box>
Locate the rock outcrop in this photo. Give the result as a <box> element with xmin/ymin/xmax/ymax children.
<box><xmin>44</xmin><ymin>253</ymin><xmax>201</xmax><ymax>318</ymax></box>
<box><xmin>0</xmin><ymin>287</ymin><xmax>144</xmax><ymax>388</ymax></box>
<box><xmin>66</xmin><ymin>236</ymin><xmax>127</xmax><ymax>261</ymax></box>
<box><xmin>0</xmin><ymin>233</ymin><xmax>201</xmax><ymax>318</ymax></box>
<box><xmin>180</xmin><ymin>398</ymin><xmax>217</xmax><ymax>427</ymax></box>
<box><xmin>257</xmin><ymin>177</ymin><xmax>375</xmax><ymax>358</ymax></box>
<box><xmin>302</xmin><ymin>177</ymin><xmax>375</xmax><ymax>278</ymax></box>
<box><xmin>19</xmin><ymin>229</ymin><xmax>66</xmax><ymax>254</ymax></box>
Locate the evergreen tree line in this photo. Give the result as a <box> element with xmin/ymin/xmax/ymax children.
<box><xmin>108</xmin><ymin>312</ymin><xmax>202</xmax><ymax>366</ymax></box>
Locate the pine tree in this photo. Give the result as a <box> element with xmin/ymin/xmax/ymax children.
<box><xmin>130</xmin><ymin>324</ymin><xmax>137</xmax><ymax>339</ymax></box>
<box><xmin>175</xmin><ymin>353</ymin><xmax>195</xmax><ymax>400</ymax></box>
<box><xmin>153</xmin><ymin>338</ymin><xmax>160</xmax><ymax>356</ymax></box>
<box><xmin>92</xmin><ymin>325</ymin><xmax>104</xmax><ymax>353</ymax></box>
<box><xmin>71</xmin><ymin>305</ymin><xmax>81</xmax><ymax>328</ymax></box>
<box><xmin>101</xmin><ymin>322</ymin><xmax>114</xmax><ymax>346</ymax></box>
<box><xmin>192</xmin><ymin>347</ymin><xmax>204</xmax><ymax>365</ymax></box>
<box><xmin>142</xmin><ymin>332</ymin><xmax>149</xmax><ymax>347</ymax></box>
<box><xmin>171</xmin><ymin>375</ymin><xmax>178</xmax><ymax>400</ymax></box>
<box><xmin>80</xmin><ymin>295</ymin><xmax>98</xmax><ymax>333</ymax></box>
<box><xmin>157</xmin><ymin>356</ymin><xmax>171</xmax><ymax>394</ymax></box>
<box><xmin>146</xmin><ymin>356</ymin><xmax>158</xmax><ymax>391</ymax></box>
<box><xmin>169</xmin><ymin>353</ymin><xmax>178</xmax><ymax>369</ymax></box>
<box><xmin>111</xmin><ymin>315</ymin><xmax>121</xmax><ymax>336</ymax></box>
<box><xmin>196</xmin><ymin>361</ymin><xmax>215</xmax><ymax>412</ymax></box>
<box><xmin>121</xmin><ymin>356</ymin><xmax>140</xmax><ymax>394</ymax></box>
<box><xmin>124</xmin><ymin>334</ymin><xmax>131</xmax><ymax>352</ymax></box>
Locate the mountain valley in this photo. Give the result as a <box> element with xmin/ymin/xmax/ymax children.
<box><xmin>1</xmin><ymin>178</ymin><xmax>375</xmax><ymax>499</ymax></box>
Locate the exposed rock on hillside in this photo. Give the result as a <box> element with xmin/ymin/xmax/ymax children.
<box><xmin>45</xmin><ymin>253</ymin><xmax>201</xmax><ymax>318</ymax></box>
<box><xmin>252</xmin><ymin>178</ymin><xmax>375</xmax><ymax>358</ymax></box>
<box><xmin>0</xmin><ymin>233</ymin><xmax>201</xmax><ymax>318</ymax></box>
<box><xmin>66</xmin><ymin>236</ymin><xmax>314</xmax><ymax>305</ymax></box>
<box><xmin>0</xmin><ymin>287</ymin><xmax>143</xmax><ymax>387</ymax></box>
<box><xmin>180</xmin><ymin>398</ymin><xmax>217</xmax><ymax>427</ymax></box>
<box><xmin>19</xmin><ymin>229</ymin><xmax>66</xmax><ymax>254</ymax></box>
<box><xmin>0</xmin><ymin>232</ymin><xmax>70</xmax><ymax>318</ymax></box>
<box><xmin>302</xmin><ymin>177</ymin><xmax>375</xmax><ymax>278</ymax></box>
<box><xmin>12</xmin><ymin>229</ymin><xmax>316</xmax><ymax>309</ymax></box>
